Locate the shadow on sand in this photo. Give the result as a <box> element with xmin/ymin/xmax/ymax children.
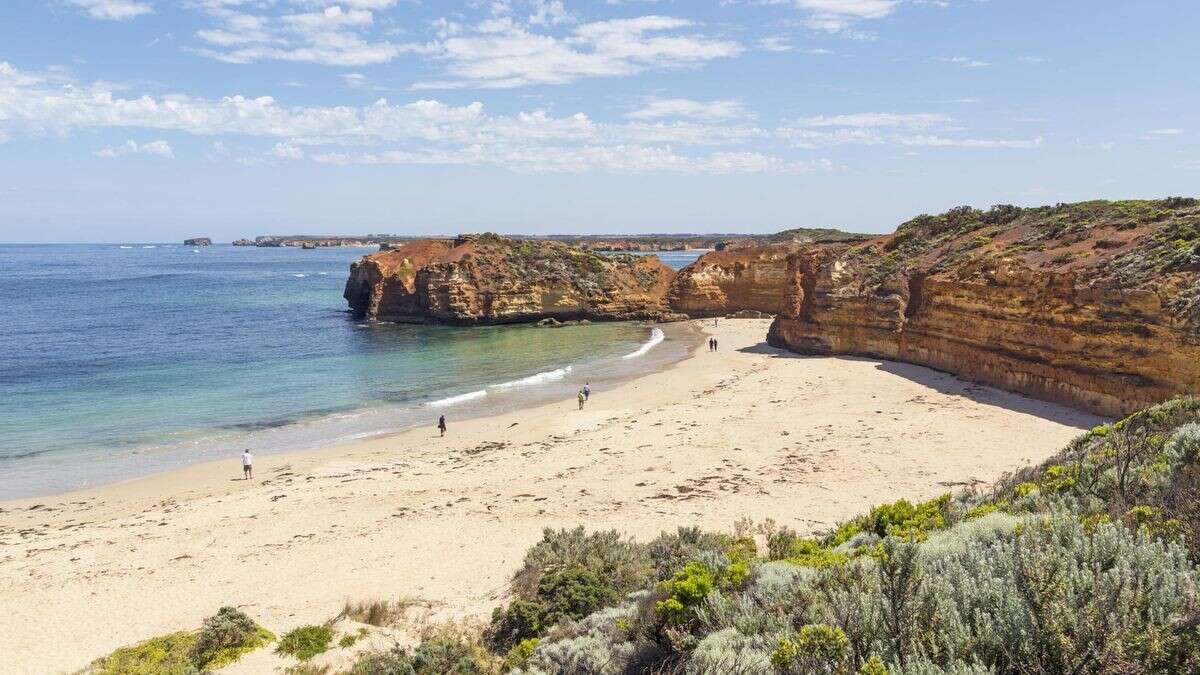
<box><xmin>737</xmin><ymin>341</ymin><xmax>1105</xmax><ymax>429</ymax></box>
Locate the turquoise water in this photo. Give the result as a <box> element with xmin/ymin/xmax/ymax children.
<box><xmin>0</xmin><ymin>244</ymin><xmax>702</xmax><ymax>498</ymax></box>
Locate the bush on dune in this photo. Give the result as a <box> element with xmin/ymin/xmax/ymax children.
<box><xmin>277</xmin><ymin>624</ymin><xmax>334</xmax><ymax>661</ymax></box>
<box><xmin>349</xmin><ymin>623</ymin><xmax>500</xmax><ymax>675</ymax></box>
<box><xmin>189</xmin><ymin>606</ymin><xmax>275</xmax><ymax>669</ymax></box>
<box><xmin>512</xmin><ymin>397</ymin><xmax>1200</xmax><ymax>674</ymax></box>
<box><xmin>87</xmin><ymin>606</ymin><xmax>273</xmax><ymax>674</ymax></box>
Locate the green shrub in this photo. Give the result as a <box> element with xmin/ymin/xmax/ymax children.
<box><xmin>859</xmin><ymin>655</ymin><xmax>888</xmax><ymax>675</ymax></box>
<box><xmin>88</xmin><ymin>608</ymin><xmax>272</xmax><ymax>674</ymax></box>
<box><xmin>537</xmin><ymin>566</ymin><xmax>619</xmax><ymax>627</ymax></box>
<box><xmin>87</xmin><ymin>632</ymin><xmax>200</xmax><ymax>675</ymax></box>
<box><xmin>500</xmin><ymin>638</ymin><xmax>538</xmax><ymax>672</ymax></box>
<box><xmin>488</xmin><ymin>599</ymin><xmax>544</xmax><ymax>651</ymax></box>
<box><xmin>646</xmin><ymin>526</ymin><xmax>734</xmax><ymax>581</ymax></box>
<box><xmin>511</xmin><ymin>527</ymin><xmax>652</xmax><ymax>600</ymax></box>
<box><xmin>189</xmin><ymin>606</ymin><xmax>273</xmax><ymax>670</ymax></box>
<box><xmin>786</xmin><ymin>538</ymin><xmax>851</xmax><ymax>568</ymax></box>
<box><xmin>409</xmin><ymin>625</ymin><xmax>500</xmax><ymax>674</ymax></box>
<box><xmin>655</xmin><ymin>561</ymin><xmax>716</xmax><ymax>625</ymax></box>
<box><xmin>339</xmin><ymin>627</ymin><xmax>369</xmax><ymax>649</ymax></box>
<box><xmin>771</xmin><ymin>624</ymin><xmax>852</xmax><ymax>674</ymax></box>
<box><xmin>347</xmin><ymin>646</ymin><xmax>415</xmax><ymax>675</ymax></box>
<box><xmin>277</xmin><ymin>625</ymin><xmax>334</xmax><ymax>661</ymax></box>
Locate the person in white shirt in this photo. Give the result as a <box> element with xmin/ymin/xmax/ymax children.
<box><xmin>242</xmin><ymin>449</ymin><xmax>253</xmax><ymax>480</ymax></box>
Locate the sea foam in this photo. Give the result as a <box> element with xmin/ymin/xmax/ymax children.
<box><xmin>622</xmin><ymin>327</ymin><xmax>665</xmax><ymax>359</ymax></box>
<box><xmin>491</xmin><ymin>365</ymin><xmax>572</xmax><ymax>390</ymax></box>
<box><xmin>426</xmin><ymin>389</ymin><xmax>488</xmax><ymax>407</ymax></box>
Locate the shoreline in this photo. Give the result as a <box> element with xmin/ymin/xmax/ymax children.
<box><xmin>0</xmin><ymin>320</ymin><xmax>697</xmax><ymax>502</ymax></box>
<box><xmin>0</xmin><ymin>319</ymin><xmax>1104</xmax><ymax>673</ymax></box>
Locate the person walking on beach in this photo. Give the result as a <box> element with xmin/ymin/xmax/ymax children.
<box><xmin>241</xmin><ymin>449</ymin><xmax>253</xmax><ymax>480</ymax></box>
<box><xmin>578</xmin><ymin>390</ymin><xmax>586</xmax><ymax>410</ymax></box>
<box><xmin>583</xmin><ymin>382</ymin><xmax>591</xmax><ymax>401</ymax></box>
<box><xmin>438</xmin><ymin>414</ymin><xmax>447</xmax><ymax>437</ymax></box>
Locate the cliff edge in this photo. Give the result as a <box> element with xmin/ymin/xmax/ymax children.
<box><xmin>344</xmin><ymin>234</ymin><xmax>677</xmax><ymax>324</ymax></box>
<box><xmin>767</xmin><ymin>199</ymin><xmax>1200</xmax><ymax>416</ymax></box>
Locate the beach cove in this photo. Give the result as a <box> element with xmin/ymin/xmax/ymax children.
<box><xmin>0</xmin><ymin>319</ymin><xmax>1103</xmax><ymax>673</ymax></box>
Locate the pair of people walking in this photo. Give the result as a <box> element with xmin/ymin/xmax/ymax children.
<box><xmin>578</xmin><ymin>382</ymin><xmax>591</xmax><ymax>409</ymax></box>
<box><xmin>707</xmin><ymin>337</ymin><xmax>719</xmax><ymax>351</ymax></box>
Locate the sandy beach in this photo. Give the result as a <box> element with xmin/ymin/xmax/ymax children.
<box><xmin>0</xmin><ymin>319</ymin><xmax>1103</xmax><ymax>674</ymax></box>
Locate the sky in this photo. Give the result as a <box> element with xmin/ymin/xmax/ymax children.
<box><xmin>0</xmin><ymin>0</ymin><xmax>1197</xmax><ymax>243</ymax></box>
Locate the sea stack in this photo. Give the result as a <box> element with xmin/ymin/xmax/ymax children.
<box><xmin>184</xmin><ymin>237</ymin><xmax>212</xmax><ymax>246</ymax></box>
<box><xmin>344</xmin><ymin>234</ymin><xmax>677</xmax><ymax>324</ymax></box>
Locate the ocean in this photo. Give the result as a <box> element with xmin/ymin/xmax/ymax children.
<box><xmin>0</xmin><ymin>244</ymin><xmax>703</xmax><ymax>499</ymax></box>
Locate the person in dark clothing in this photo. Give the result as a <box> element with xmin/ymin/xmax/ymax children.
<box><xmin>438</xmin><ymin>414</ymin><xmax>447</xmax><ymax>437</ymax></box>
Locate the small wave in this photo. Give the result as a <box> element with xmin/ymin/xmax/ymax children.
<box><xmin>622</xmin><ymin>327</ymin><xmax>665</xmax><ymax>360</ymax></box>
<box><xmin>318</xmin><ymin>272</ymin><xmax>329</xmax><ymax>276</ymax></box>
<box><xmin>293</xmin><ymin>273</ymin><xmax>307</xmax><ymax>278</ymax></box>
<box><xmin>119</xmin><ymin>245</ymin><xmax>133</xmax><ymax>249</ymax></box>
<box><xmin>426</xmin><ymin>389</ymin><xmax>487</xmax><ymax>407</ymax></box>
<box><xmin>141</xmin><ymin>245</ymin><xmax>156</xmax><ymax>249</ymax></box>
<box><xmin>491</xmin><ymin>365</ymin><xmax>572</xmax><ymax>390</ymax></box>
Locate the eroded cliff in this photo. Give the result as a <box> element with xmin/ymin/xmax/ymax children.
<box><xmin>667</xmin><ymin>244</ymin><xmax>798</xmax><ymax>317</ymax></box>
<box><xmin>344</xmin><ymin>234</ymin><xmax>677</xmax><ymax>324</ymax></box>
<box><xmin>767</xmin><ymin>199</ymin><xmax>1200</xmax><ymax>416</ymax></box>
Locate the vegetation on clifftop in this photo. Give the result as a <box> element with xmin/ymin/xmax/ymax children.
<box><xmin>843</xmin><ymin>198</ymin><xmax>1200</xmax><ymax>323</ymax></box>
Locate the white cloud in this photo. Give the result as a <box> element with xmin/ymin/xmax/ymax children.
<box><xmin>1144</xmin><ymin>128</ymin><xmax>1185</xmax><ymax>136</ymax></box>
<box><xmin>777</xmin><ymin>112</ymin><xmax>1041</xmax><ymax>150</ymax></box>
<box><xmin>0</xmin><ymin>60</ymin><xmax>803</xmax><ymax>174</ymax></box>
<box><xmin>937</xmin><ymin>56</ymin><xmax>990</xmax><ymax>68</ymax></box>
<box><xmin>528</xmin><ymin>0</ymin><xmax>574</xmax><ymax>26</ymax></box>
<box><xmin>895</xmin><ymin>134</ymin><xmax>1042</xmax><ymax>149</ymax></box>
<box><xmin>67</xmin><ymin>0</ymin><xmax>153</xmax><ymax>21</ymax></box>
<box><xmin>271</xmin><ymin>142</ymin><xmax>304</xmax><ymax>159</ymax></box>
<box><xmin>95</xmin><ymin>139</ymin><xmax>175</xmax><ymax>158</ymax></box>
<box><xmin>625</xmin><ymin>98</ymin><xmax>751</xmax><ymax>121</ymax></box>
<box><xmin>415</xmin><ymin>15</ymin><xmax>742</xmax><ymax>89</ymax></box>
<box><xmin>791</xmin><ymin>112</ymin><xmax>952</xmax><ymax>128</ymax></box>
<box><xmin>187</xmin><ymin>2</ymin><xmax>420</xmax><ymax>67</ymax></box>
<box><xmin>725</xmin><ymin>0</ymin><xmax>898</xmax><ymax>34</ymax></box>
<box><xmin>313</xmin><ymin>144</ymin><xmax>832</xmax><ymax>174</ymax></box>
<box><xmin>341</xmin><ymin>72</ymin><xmax>368</xmax><ymax>87</ymax></box>
<box><xmin>757</xmin><ymin>36</ymin><xmax>794</xmax><ymax>52</ymax></box>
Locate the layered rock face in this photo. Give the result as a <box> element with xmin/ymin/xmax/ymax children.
<box><xmin>667</xmin><ymin>244</ymin><xmax>798</xmax><ymax>317</ymax></box>
<box><xmin>344</xmin><ymin>234</ymin><xmax>677</xmax><ymax>324</ymax></box>
<box><xmin>767</xmin><ymin>199</ymin><xmax>1200</xmax><ymax>417</ymax></box>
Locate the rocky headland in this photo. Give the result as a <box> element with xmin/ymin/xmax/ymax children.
<box><xmin>344</xmin><ymin>234</ymin><xmax>677</xmax><ymax>324</ymax></box>
<box><xmin>767</xmin><ymin>198</ymin><xmax>1200</xmax><ymax>416</ymax></box>
<box><xmin>666</xmin><ymin>243</ymin><xmax>798</xmax><ymax>317</ymax></box>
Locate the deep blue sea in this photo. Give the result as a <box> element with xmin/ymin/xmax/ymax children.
<box><xmin>0</xmin><ymin>244</ymin><xmax>702</xmax><ymax>499</ymax></box>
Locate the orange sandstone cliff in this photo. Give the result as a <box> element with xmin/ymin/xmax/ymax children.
<box><xmin>666</xmin><ymin>229</ymin><xmax>869</xmax><ymax>317</ymax></box>
<box><xmin>344</xmin><ymin>234</ymin><xmax>677</xmax><ymax>324</ymax></box>
<box><xmin>767</xmin><ymin>199</ymin><xmax>1200</xmax><ymax>417</ymax></box>
<box><xmin>667</xmin><ymin>244</ymin><xmax>798</xmax><ymax>317</ymax></box>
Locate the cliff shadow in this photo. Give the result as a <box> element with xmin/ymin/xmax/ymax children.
<box><xmin>872</xmin><ymin>359</ymin><xmax>1106</xmax><ymax>429</ymax></box>
<box><xmin>738</xmin><ymin>342</ymin><xmax>1104</xmax><ymax>428</ymax></box>
<box><xmin>737</xmin><ymin>342</ymin><xmax>812</xmax><ymax>358</ymax></box>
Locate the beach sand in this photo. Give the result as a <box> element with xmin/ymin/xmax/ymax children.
<box><xmin>0</xmin><ymin>319</ymin><xmax>1102</xmax><ymax>673</ymax></box>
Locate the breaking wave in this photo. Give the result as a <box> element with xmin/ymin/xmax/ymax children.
<box><xmin>621</xmin><ymin>327</ymin><xmax>665</xmax><ymax>360</ymax></box>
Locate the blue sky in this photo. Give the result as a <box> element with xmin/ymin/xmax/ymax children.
<box><xmin>0</xmin><ymin>0</ymin><xmax>1197</xmax><ymax>242</ymax></box>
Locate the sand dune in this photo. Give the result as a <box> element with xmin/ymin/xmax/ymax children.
<box><xmin>0</xmin><ymin>319</ymin><xmax>1102</xmax><ymax>673</ymax></box>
